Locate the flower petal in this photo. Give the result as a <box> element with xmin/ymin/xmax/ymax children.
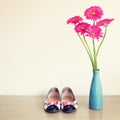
<box><xmin>86</xmin><ymin>25</ymin><xmax>103</xmax><ymax>40</ymax></box>
<box><xmin>96</xmin><ymin>18</ymin><xmax>114</xmax><ymax>27</ymax></box>
<box><xmin>74</xmin><ymin>22</ymin><xmax>90</xmax><ymax>35</ymax></box>
<box><xmin>84</xmin><ymin>6</ymin><xmax>103</xmax><ymax>21</ymax></box>
<box><xmin>67</xmin><ymin>16</ymin><xmax>83</xmax><ymax>25</ymax></box>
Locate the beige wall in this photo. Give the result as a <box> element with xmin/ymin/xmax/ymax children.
<box><xmin>0</xmin><ymin>0</ymin><xmax>119</xmax><ymax>95</ymax></box>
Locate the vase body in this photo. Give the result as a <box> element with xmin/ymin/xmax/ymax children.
<box><xmin>89</xmin><ymin>69</ymin><xmax>103</xmax><ymax>110</ymax></box>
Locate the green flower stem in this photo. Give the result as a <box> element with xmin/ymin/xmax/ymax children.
<box><xmin>92</xmin><ymin>20</ymin><xmax>98</xmax><ymax>70</ymax></box>
<box><xmin>96</xmin><ymin>27</ymin><xmax>107</xmax><ymax>58</ymax></box>
<box><xmin>83</xmin><ymin>35</ymin><xmax>94</xmax><ymax>66</ymax></box>
<box><xmin>77</xmin><ymin>33</ymin><xmax>94</xmax><ymax>69</ymax></box>
<box><xmin>93</xmin><ymin>39</ymin><xmax>98</xmax><ymax>70</ymax></box>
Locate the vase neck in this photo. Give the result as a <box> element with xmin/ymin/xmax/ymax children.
<box><xmin>93</xmin><ymin>69</ymin><xmax>100</xmax><ymax>74</ymax></box>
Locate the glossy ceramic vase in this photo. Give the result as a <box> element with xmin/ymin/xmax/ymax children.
<box><xmin>89</xmin><ymin>69</ymin><xmax>103</xmax><ymax>110</ymax></box>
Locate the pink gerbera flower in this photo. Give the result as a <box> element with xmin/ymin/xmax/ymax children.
<box><xmin>86</xmin><ymin>25</ymin><xmax>103</xmax><ymax>40</ymax></box>
<box><xmin>96</xmin><ymin>18</ymin><xmax>114</xmax><ymax>27</ymax></box>
<box><xmin>67</xmin><ymin>6</ymin><xmax>114</xmax><ymax>71</ymax></box>
<box><xmin>74</xmin><ymin>22</ymin><xmax>90</xmax><ymax>35</ymax></box>
<box><xmin>84</xmin><ymin>6</ymin><xmax>103</xmax><ymax>21</ymax></box>
<box><xmin>67</xmin><ymin>16</ymin><xmax>83</xmax><ymax>25</ymax></box>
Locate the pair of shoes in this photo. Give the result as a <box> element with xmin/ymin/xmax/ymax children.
<box><xmin>44</xmin><ymin>87</ymin><xmax>78</xmax><ymax>113</ymax></box>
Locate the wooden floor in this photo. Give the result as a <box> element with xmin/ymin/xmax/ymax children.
<box><xmin>0</xmin><ymin>96</ymin><xmax>120</xmax><ymax>120</ymax></box>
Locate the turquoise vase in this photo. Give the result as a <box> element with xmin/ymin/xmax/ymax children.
<box><xmin>89</xmin><ymin>69</ymin><xmax>103</xmax><ymax>110</ymax></box>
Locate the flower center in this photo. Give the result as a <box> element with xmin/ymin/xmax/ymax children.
<box><xmin>92</xmin><ymin>11</ymin><xmax>97</xmax><ymax>15</ymax></box>
<box><xmin>91</xmin><ymin>31</ymin><xmax>96</xmax><ymax>35</ymax></box>
<box><xmin>81</xmin><ymin>26</ymin><xmax>86</xmax><ymax>30</ymax></box>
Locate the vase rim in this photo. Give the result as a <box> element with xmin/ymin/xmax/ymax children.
<box><xmin>93</xmin><ymin>69</ymin><xmax>100</xmax><ymax>71</ymax></box>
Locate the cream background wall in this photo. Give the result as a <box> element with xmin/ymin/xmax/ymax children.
<box><xmin>0</xmin><ymin>0</ymin><xmax>119</xmax><ymax>95</ymax></box>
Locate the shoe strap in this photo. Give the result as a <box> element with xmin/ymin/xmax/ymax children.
<box><xmin>44</xmin><ymin>101</ymin><xmax>61</xmax><ymax>109</ymax></box>
<box><xmin>61</xmin><ymin>100</ymin><xmax>78</xmax><ymax>109</ymax></box>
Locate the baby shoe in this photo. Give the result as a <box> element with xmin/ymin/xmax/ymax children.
<box><xmin>61</xmin><ymin>87</ymin><xmax>78</xmax><ymax>113</ymax></box>
<box><xmin>44</xmin><ymin>87</ymin><xmax>61</xmax><ymax>113</ymax></box>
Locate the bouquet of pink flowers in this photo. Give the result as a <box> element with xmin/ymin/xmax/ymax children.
<box><xmin>67</xmin><ymin>6</ymin><xmax>114</xmax><ymax>70</ymax></box>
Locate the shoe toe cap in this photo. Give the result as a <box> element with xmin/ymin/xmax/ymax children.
<box><xmin>45</xmin><ymin>105</ymin><xmax>59</xmax><ymax>113</ymax></box>
<box><xmin>62</xmin><ymin>105</ymin><xmax>76</xmax><ymax>113</ymax></box>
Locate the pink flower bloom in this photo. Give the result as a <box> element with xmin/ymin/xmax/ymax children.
<box><xmin>67</xmin><ymin>16</ymin><xmax>83</xmax><ymax>25</ymax></box>
<box><xmin>74</xmin><ymin>22</ymin><xmax>90</xmax><ymax>35</ymax></box>
<box><xmin>86</xmin><ymin>25</ymin><xmax>103</xmax><ymax>40</ymax></box>
<box><xmin>84</xmin><ymin>6</ymin><xmax>103</xmax><ymax>21</ymax></box>
<box><xmin>67</xmin><ymin>6</ymin><xmax>114</xmax><ymax>70</ymax></box>
<box><xmin>96</xmin><ymin>18</ymin><xmax>114</xmax><ymax>27</ymax></box>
